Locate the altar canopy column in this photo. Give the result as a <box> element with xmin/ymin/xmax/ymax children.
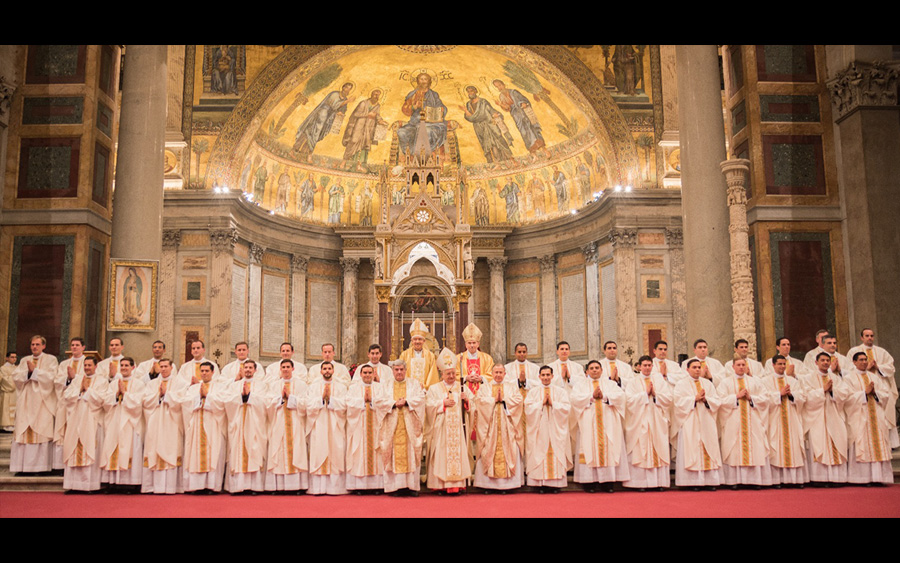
<box><xmin>721</xmin><ymin>159</ymin><xmax>757</xmax><ymax>357</ymax></box>
<box><xmin>109</xmin><ymin>45</ymin><xmax>168</xmax><ymax>352</ymax></box>
<box><xmin>291</xmin><ymin>256</ymin><xmax>308</xmax><ymax>364</ymax></box>
<box><xmin>488</xmin><ymin>257</ymin><xmax>508</xmax><ymax>363</ymax></box>
<box><xmin>209</xmin><ymin>228</ymin><xmax>237</xmax><ymax>365</ymax></box>
<box><xmin>826</xmin><ymin>47</ymin><xmax>900</xmax><ymax>344</ymax></box>
<box><xmin>675</xmin><ymin>45</ymin><xmax>734</xmax><ymax>357</ymax></box>
<box><xmin>539</xmin><ymin>254</ymin><xmax>558</xmax><ymax>364</ymax></box>
<box><xmin>340</xmin><ymin>257</ymin><xmax>359</xmax><ymax>365</ymax></box>
<box><xmin>583</xmin><ymin>242</ymin><xmax>602</xmax><ymax>361</ymax></box>
<box><xmin>376</xmin><ymin>285</ymin><xmax>391</xmax><ymax>360</ymax></box>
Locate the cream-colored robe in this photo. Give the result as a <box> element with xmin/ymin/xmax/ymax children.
<box><xmin>680</xmin><ymin>356</ymin><xmax>727</xmax><ymax>387</ymax></box>
<box><xmin>306</xmin><ymin>378</ymin><xmax>348</xmax><ymax>477</ymax></box>
<box><xmin>672</xmin><ymin>376</ymin><xmax>724</xmax><ymax>472</ymax></box>
<box><xmin>425</xmin><ymin>381</ymin><xmax>475</xmax><ymax>488</ymax></box>
<box><xmin>176</xmin><ymin>357</ymin><xmax>221</xmax><ymax>386</ymax></box>
<box><xmin>474</xmin><ymin>380</ymin><xmax>523</xmax><ymax>481</ymax></box>
<box><xmin>0</xmin><ymin>361</ymin><xmax>17</xmax><ymax>428</ymax></box>
<box><xmin>571</xmin><ymin>375</ymin><xmax>626</xmax><ymax>471</ymax></box>
<box><xmin>265</xmin><ymin>376</ymin><xmax>309</xmax><ymax>476</ymax></box>
<box><xmin>848</xmin><ymin>344</ymin><xmax>898</xmax><ymax>446</ymax></box>
<box><xmin>54</xmin><ymin>357</ymin><xmax>86</xmax><ymax>457</ymax></box>
<box><xmin>181</xmin><ymin>380</ymin><xmax>228</xmax><ymax>477</ymax></box>
<box><xmin>345</xmin><ymin>380</ymin><xmax>386</xmax><ymax>480</ymax></box>
<box><xmin>376</xmin><ymin>377</ymin><xmax>425</xmax><ymax>487</ymax></box>
<box><xmin>141</xmin><ymin>375</ymin><xmax>187</xmax><ymax>472</ymax></box>
<box><xmin>307</xmin><ymin>362</ymin><xmax>351</xmax><ymax>388</ymax></box>
<box><xmin>62</xmin><ymin>373</ymin><xmax>111</xmax><ymax>468</ymax></box>
<box><xmin>524</xmin><ymin>383</ymin><xmax>571</xmax><ymax>481</ymax></box>
<box><xmin>398</xmin><ymin>348</ymin><xmax>439</xmax><ymax>389</ymax></box>
<box><xmin>100</xmin><ymin>376</ymin><xmax>146</xmax><ymax>474</ymax></box>
<box><xmin>760</xmin><ymin>374</ymin><xmax>807</xmax><ymax>469</ymax></box>
<box><xmin>223</xmin><ymin>377</ymin><xmax>270</xmax><ymax>475</ymax></box>
<box><xmin>842</xmin><ymin>369</ymin><xmax>892</xmax><ymax>464</ymax></box>
<box><xmin>799</xmin><ymin>369</ymin><xmax>849</xmax><ymax>466</ymax></box>
<box><xmin>624</xmin><ymin>373</ymin><xmax>672</xmax><ymax>469</ymax></box>
<box><xmin>13</xmin><ymin>353</ymin><xmax>59</xmax><ymax>447</ymax></box>
<box><xmin>716</xmin><ymin>374</ymin><xmax>771</xmax><ymax>468</ymax></box>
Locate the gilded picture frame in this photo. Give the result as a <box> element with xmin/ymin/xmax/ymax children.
<box><xmin>108</xmin><ymin>258</ymin><xmax>158</xmax><ymax>331</ymax></box>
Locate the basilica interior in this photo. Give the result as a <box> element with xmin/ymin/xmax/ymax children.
<box><xmin>1</xmin><ymin>44</ymin><xmax>898</xmax><ymax>373</ymax></box>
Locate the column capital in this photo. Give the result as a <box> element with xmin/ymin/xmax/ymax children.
<box><xmin>0</xmin><ymin>75</ymin><xmax>16</xmax><ymax>123</ymax></box>
<box><xmin>581</xmin><ymin>241</ymin><xmax>599</xmax><ymax>265</ymax></box>
<box><xmin>248</xmin><ymin>243</ymin><xmax>265</xmax><ymax>264</ymax></box>
<box><xmin>609</xmin><ymin>228</ymin><xmax>638</xmax><ymax>249</ymax></box>
<box><xmin>664</xmin><ymin>227</ymin><xmax>684</xmax><ymax>248</ymax></box>
<box><xmin>291</xmin><ymin>254</ymin><xmax>308</xmax><ymax>274</ymax></box>
<box><xmin>209</xmin><ymin>228</ymin><xmax>238</xmax><ymax>254</ymax></box>
<box><xmin>539</xmin><ymin>254</ymin><xmax>556</xmax><ymax>274</ymax></box>
<box><xmin>487</xmin><ymin>256</ymin><xmax>508</xmax><ymax>273</ymax></box>
<box><xmin>455</xmin><ymin>285</ymin><xmax>472</xmax><ymax>303</ymax></box>
<box><xmin>827</xmin><ymin>60</ymin><xmax>900</xmax><ymax>122</ymax></box>
<box><xmin>162</xmin><ymin>229</ymin><xmax>181</xmax><ymax>249</ymax></box>
<box><xmin>339</xmin><ymin>256</ymin><xmax>360</xmax><ymax>275</ymax></box>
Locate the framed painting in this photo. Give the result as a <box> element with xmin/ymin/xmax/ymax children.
<box><xmin>108</xmin><ymin>259</ymin><xmax>158</xmax><ymax>331</ymax></box>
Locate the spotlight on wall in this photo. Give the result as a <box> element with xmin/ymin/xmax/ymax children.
<box><xmin>614</xmin><ymin>185</ymin><xmax>623</xmax><ymax>192</ymax></box>
<box><xmin>625</xmin><ymin>185</ymin><xmax>632</xmax><ymax>192</ymax></box>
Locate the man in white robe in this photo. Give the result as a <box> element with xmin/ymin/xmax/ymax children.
<box><xmin>805</xmin><ymin>335</ymin><xmax>851</xmax><ymax>376</ymax></box>
<box><xmin>802</xmin><ymin>329</ymin><xmax>830</xmax><ymax>369</ymax></box>
<box><xmin>761</xmin><ymin>355</ymin><xmax>809</xmax><ymax>486</ymax></box>
<box><xmin>61</xmin><ymin>356</ymin><xmax>110</xmax><ymax>492</ymax></box>
<box><xmin>265</xmin><ymin>359</ymin><xmax>309</xmax><ymax>493</ymax></box>
<box><xmin>571</xmin><ymin>359</ymin><xmax>630</xmax><ymax>492</ymax></box>
<box><xmin>264</xmin><ymin>342</ymin><xmax>308</xmax><ymax>386</ymax></box>
<box><xmin>525</xmin><ymin>365</ymin><xmax>571</xmax><ymax>492</ymax></box>
<box><xmin>306</xmin><ymin>361</ymin><xmax>349</xmax><ymax>495</ymax></box>
<box><xmin>548</xmin><ymin>341</ymin><xmax>583</xmax><ymax>457</ymax></box>
<box><xmin>358</xmin><ymin>343</ymin><xmax>392</xmax><ymax>383</ymax></box>
<box><xmin>681</xmin><ymin>339</ymin><xmax>727</xmax><ymax>387</ymax></box>
<box><xmin>505</xmin><ymin>342</ymin><xmax>540</xmax><ymax>464</ymax></box>
<box><xmin>848</xmin><ymin>328</ymin><xmax>898</xmax><ymax>448</ymax></box>
<box><xmin>842</xmin><ymin>352</ymin><xmax>894</xmax><ymax>485</ymax></box>
<box><xmin>716</xmin><ymin>357</ymin><xmax>773</xmax><ymax>487</ymax></box>
<box><xmin>623</xmin><ymin>356</ymin><xmax>672</xmax><ymax>490</ymax></box>
<box><xmin>398</xmin><ymin>319</ymin><xmax>440</xmax><ymax>389</ymax></box>
<box><xmin>96</xmin><ymin>337</ymin><xmax>125</xmax><ymax>382</ymax></box>
<box><xmin>763</xmin><ymin>337</ymin><xmax>808</xmax><ymax>379</ymax></box>
<box><xmin>53</xmin><ymin>337</ymin><xmax>88</xmax><ymax>470</ymax></box>
<box><xmin>182</xmin><ymin>361</ymin><xmax>228</xmax><ymax>493</ymax></box>
<box><xmin>458</xmin><ymin>323</ymin><xmax>493</xmax><ymax>468</ymax></box>
<box><xmin>672</xmin><ymin>359</ymin><xmax>724</xmax><ymax>489</ymax></box>
<box><xmin>307</xmin><ymin>343</ymin><xmax>351</xmax><ymax>387</ymax></box>
<box><xmin>134</xmin><ymin>340</ymin><xmax>177</xmax><ymax>384</ymax></box>
<box><xmin>799</xmin><ymin>352</ymin><xmax>850</xmax><ymax>485</ymax></box>
<box><xmin>176</xmin><ymin>339</ymin><xmax>221</xmax><ymax>385</ymax></box>
<box><xmin>599</xmin><ymin>341</ymin><xmax>636</xmax><ymax>387</ymax></box>
<box><xmin>100</xmin><ymin>357</ymin><xmax>145</xmax><ymax>490</ymax></box>
<box><xmin>474</xmin><ymin>364</ymin><xmax>524</xmax><ymax>492</ymax></box>
<box><xmin>724</xmin><ymin>339</ymin><xmax>765</xmax><ymax>378</ymax></box>
<box><xmin>11</xmin><ymin>335</ymin><xmax>59</xmax><ymax>473</ymax></box>
<box><xmin>220</xmin><ymin>342</ymin><xmax>263</xmax><ymax>383</ymax></box>
<box><xmin>377</xmin><ymin>359</ymin><xmax>425</xmax><ymax>496</ymax></box>
<box><xmin>141</xmin><ymin>359</ymin><xmax>186</xmax><ymax>494</ymax></box>
<box><xmin>223</xmin><ymin>360</ymin><xmax>269</xmax><ymax>494</ymax></box>
<box><xmin>425</xmin><ymin>348</ymin><xmax>475</xmax><ymax>494</ymax></box>
<box><xmin>345</xmin><ymin>364</ymin><xmax>385</xmax><ymax>493</ymax></box>
<box><xmin>650</xmin><ymin>340</ymin><xmax>687</xmax><ymax>388</ymax></box>
<box><xmin>1</xmin><ymin>352</ymin><xmax>17</xmax><ymax>432</ymax></box>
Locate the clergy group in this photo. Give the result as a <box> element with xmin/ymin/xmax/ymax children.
<box><xmin>3</xmin><ymin>320</ymin><xmax>895</xmax><ymax>495</ymax></box>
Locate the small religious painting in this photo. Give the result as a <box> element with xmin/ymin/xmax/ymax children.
<box><xmin>399</xmin><ymin>286</ymin><xmax>449</xmax><ymax>315</ymax></box>
<box><xmin>108</xmin><ymin>259</ymin><xmax>158</xmax><ymax>331</ymax></box>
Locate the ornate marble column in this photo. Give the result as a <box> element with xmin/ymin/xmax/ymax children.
<box><xmin>0</xmin><ymin>71</ymin><xmax>16</xmax><ymax>222</ymax></box>
<box><xmin>291</xmin><ymin>255</ymin><xmax>308</xmax><ymax>364</ymax></box>
<box><xmin>209</xmin><ymin>228</ymin><xmax>237</xmax><ymax>366</ymax></box>
<box><xmin>610</xmin><ymin>228</ymin><xmax>638</xmax><ymax>361</ymax></box>
<box><xmin>539</xmin><ymin>254</ymin><xmax>558</xmax><ymax>364</ymax></box>
<box><xmin>247</xmin><ymin>243</ymin><xmax>264</xmax><ymax>357</ymax></box>
<box><xmin>675</xmin><ymin>45</ymin><xmax>733</xmax><ymax>357</ymax></box>
<box><xmin>108</xmin><ymin>45</ymin><xmax>168</xmax><ymax>352</ymax></box>
<box><xmin>582</xmin><ymin>242</ymin><xmax>602</xmax><ymax>361</ymax></box>
<box><xmin>376</xmin><ymin>284</ymin><xmax>392</xmax><ymax>359</ymax></box>
<box><xmin>158</xmin><ymin>229</ymin><xmax>181</xmax><ymax>351</ymax></box>
<box><xmin>665</xmin><ymin>227</ymin><xmax>688</xmax><ymax>357</ymax></box>
<box><xmin>721</xmin><ymin>159</ymin><xmax>757</xmax><ymax>357</ymax></box>
<box><xmin>488</xmin><ymin>256</ymin><xmax>508</xmax><ymax>363</ymax></box>
<box><xmin>454</xmin><ymin>286</ymin><xmax>471</xmax><ymax>355</ymax></box>
<box><xmin>340</xmin><ymin>257</ymin><xmax>360</xmax><ymax>364</ymax></box>
<box><xmin>827</xmin><ymin>56</ymin><xmax>900</xmax><ymax>344</ymax></box>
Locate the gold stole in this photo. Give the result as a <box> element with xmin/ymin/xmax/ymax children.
<box><xmin>145</xmin><ymin>378</ymin><xmax>176</xmax><ymax>470</ymax></box>
<box><xmin>544</xmin><ymin>386</ymin><xmax>555</xmax><ymax>480</ymax></box>
<box><xmin>492</xmin><ymin>384</ymin><xmax>509</xmax><ymax>478</ymax></box>
<box><xmin>444</xmin><ymin>383</ymin><xmax>463</xmax><ymax>480</ymax></box>
<box><xmin>736</xmin><ymin>377</ymin><xmax>752</xmax><ymax>466</ymax></box>
<box><xmin>74</xmin><ymin>375</ymin><xmax>94</xmax><ymax>466</ymax></box>
<box><xmin>198</xmin><ymin>381</ymin><xmax>211</xmax><ymax>473</ymax></box>
<box><xmin>393</xmin><ymin>380</ymin><xmax>409</xmax><ymax>473</ymax></box>
<box><xmin>590</xmin><ymin>378</ymin><xmax>607</xmax><ymax>466</ymax></box>
<box><xmin>693</xmin><ymin>378</ymin><xmax>713</xmax><ymax>470</ymax></box>
<box><xmin>109</xmin><ymin>379</ymin><xmax>131</xmax><ymax>470</ymax></box>
<box><xmin>859</xmin><ymin>371</ymin><xmax>888</xmax><ymax>462</ymax></box>
<box><xmin>283</xmin><ymin>380</ymin><xmax>297</xmax><ymax>473</ymax></box>
<box><xmin>409</xmin><ymin>356</ymin><xmax>426</xmax><ymax>387</ymax></box>
<box><xmin>194</xmin><ymin>362</ymin><xmax>201</xmax><ymax>380</ymax></box>
<box><xmin>518</xmin><ymin>364</ymin><xmax>528</xmax><ymax>445</ymax></box>
<box><xmin>775</xmin><ymin>377</ymin><xmax>793</xmax><ymax>467</ymax></box>
<box><xmin>315</xmin><ymin>381</ymin><xmax>333</xmax><ymax>476</ymax></box>
<box><xmin>644</xmin><ymin>376</ymin><xmax>661</xmax><ymax>467</ymax></box>
<box><xmin>364</xmin><ymin>384</ymin><xmax>376</xmax><ymax>475</ymax></box>
<box><xmin>820</xmin><ymin>373</ymin><xmax>842</xmax><ymax>465</ymax></box>
<box><xmin>240</xmin><ymin>380</ymin><xmax>252</xmax><ymax>473</ymax></box>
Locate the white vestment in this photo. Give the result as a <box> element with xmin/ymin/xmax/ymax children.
<box><xmin>345</xmin><ymin>380</ymin><xmax>386</xmax><ymax>490</ymax></box>
<box><xmin>11</xmin><ymin>353</ymin><xmax>59</xmax><ymax>472</ymax></box>
<box><xmin>100</xmin><ymin>376</ymin><xmax>146</xmax><ymax>485</ymax></box>
<box><xmin>264</xmin><ymin>359</ymin><xmax>308</xmax><ymax>387</ymax></box>
<box><xmin>265</xmin><ymin>376</ymin><xmax>309</xmax><ymax>491</ymax></box>
<box><xmin>176</xmin><ymin>358</ymin><xmax>221</xmax><ymax>386</ymax></box>
<box><xmin>376</xmin><ymin>377</ymin><xmax>425</xmax><ymax>493</ymax></box>
<box><xmin>220</xmin><ymin>360</ymin><xmax>264</xmax><ymax>384</ymax></box>
<box><xmin>524</xmin><ymin>384</ymin><xmax>571</xmax><ymax>488</ymax></box>
<box><xmin>570</xmin><ymin>375</ymin><xmax>630</xmax><ymax>485</ymax></box>
<box><xmin>61</xmin><ymin>373</ymin><xmax>111</xmax><ymax>491</ymax></box>
<box><xmin>306</xmin><ymin>378</ymin><xmax>348</xmax><ymax>495</ymax></box>
<box><xmin>847</xmin><ymin>344</ymin><xmax>898</xmax><ymax>448</ymax></box>
<box><xmin>681</xmin><ymin>356</ymin><xmax>727</xmax><ymax>387</ymax></box>
<box><xmin>799</xmin><ymin>369</ymin><xmax>849</xmax><ymax>483</ymax></box>
<box><xmin>181</xmin><ymin>380</ymin><xmax>228</xmax><ymax>492</ymax></box>
<box><xmin>307</xmin><ymin>361</ymin><xmax>351</xmax><ymax>388</ymax></box>
<box><xmin>223</xmin><ymin>378</ymin><xmax>270</xmax><ymax>493</ymax></box>
<box><xmin>134</xmin><ymin>358</ymin><xmax>179</xmax><ymax>385</ymax></box>
<box><xmin>623</xmin><ymin>374</ymin><xmax>673</xmax><ymax>488</ymax></box>
<box><xmin>53</xmin><ymin>356</ymin><xmax>86</xmax><ymax>469</ymax></box>
<box><xmin>141</xmin><ymin>375</ymin><xmax>187</xmax><ymax>494</ymax></box>
<box><xmin>672</xmin><ymin>376</ymin><xmax>724</xmax><ymax>487</ymax></box>
<box><xmin>716</xmin><ymin>374</ymin><xmax>773</xmax><ymax>486</ymax></box>
<box><xmin>473</xmin><ymin>380</ymin><xmax>525</xmax><ymax>490</ymax></box>
<box><xmin>425</xmin><ymin>381</ymin><xmax>475</xmax><ymax>490</ymax></box>
<box><xmin>842</xmin><ymin>369</ymin><xmax>894</xmax><ymax>485</ymax></box>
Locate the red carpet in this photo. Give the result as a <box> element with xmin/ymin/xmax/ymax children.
<box><xmin>3</xmin><ymin>485</ymin><xmax>899</xmax><ymax>518</ymax></box>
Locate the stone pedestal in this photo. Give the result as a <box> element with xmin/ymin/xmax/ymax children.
<box><xmin>721</xmin><ymin>159</ymin><xmax>757</xmax><ymax>357</ymax></box>
<box><xmin>108</xmin><ymin>45</ymin><xmax>168</xmax><ymax>353</ymax></box>
<box><xmin>676</xmin><ymin>45</ymin><xmax>733</xmax><ymax>358</ymax></box>
<box><xmin>488</xmin><ymin>257</ymin><xmax>508</xmax><ymax>363</ymax></box>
